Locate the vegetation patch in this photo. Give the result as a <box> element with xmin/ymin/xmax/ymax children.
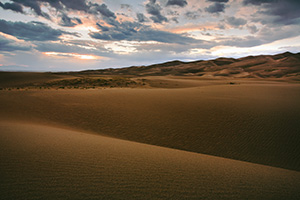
<box><xmin>40</xmin><ymin>77</ymin><xmax>142</xmax><ymax>89</ymax></box>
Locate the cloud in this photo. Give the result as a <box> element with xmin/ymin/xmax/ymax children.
<box><xmin>221</xmin><ymin>36</ymin><xmax>262</xmax><ymax>47</ymax></box>
<box><xmin>243</xmin><ymin>0</ymin><xmax>274</xmax><ymax>6</ymax></box>
<box><xmin>11</xmin><ymin>0</ymin><xmax>88</xmax><ymax>12</ymax></box>
<box><xmin>59</xmin><ymin>13</ymin><xmax>82</xmax><ymax>27</ymax></box>
<box><xmin>0</xmin><ymin>2</ymin><xmax>23</xmax><ymax>13</ymax></box>
<box><xmin>34</xmin><ymin>39</ymin><xmax>112</xmax><ymax>59</ymax></box>
<box><xmin>10</xmin><ymin>0</ymin><xmax>50</xmax><ymax>19</ymax></box>
<box><xmin>247</xmin><ymin>24</ymin><xmax>258</xmax><ymax>34</ymax></box>
<box><xmin>121</xmin><ymin>4</ymin><xmax>131</xmax><ymax>9</ymax></box>
<box><xmin>89</xmin><ymin>3</ymin><xmax>116</xmax><ymax>18</ymax></box>
<box><xmin>171</xmin><ymin>17</ymin><xmax>179</xmax><ymax>23</ymax></box>
<box><xmin>257</xmin><ymin>24</ymin><xmax>300</xmax><ymax>43</ymax></box>
<box><xmin>57</xmin><ymin>0</ymin><xmax>89</xmax><ymax>11</ymax></box>
<box><xmin>243</xmin><ymin>0</ymin><xmax>300</xmax><ymax>25</ymax></box>
<box><xmin>0</xmin><ymin>19</ymin><xmax>78</xmax><ymax>41</ymax></box>
<box><xmin>206</xmin><ymin>0</ymin><xmax>229</xmax><ymax>2</ymax></box>
<box><xmin>89</xmin><ymin>20</ymin><xmax>204</xmax><ymax>45</ymax></box>
<box><xmin>137</xmin><ymin>13</ymin><xmax>148</xmax><ymax>23</ymax></box>
<box><xmin>0</xmin><ymin>35</ymin><xmax>32</xmax><ymax>52</ymax></box>
<box><xmin>185</xmin><ymin>10</ymin><xmax>201</xmax><ymax>20</ymax></box>
<box><xmin>9</xmin><ymin>0</ymin><xmax>116</xmax><ymax>21</ymax></box>
<box><xmin>96</xmin><ymin>23</ymin><xmax>110</xmax><ymax>32</ymax></box>
<box><xmin>226</xmin><ymin>16</ymin><xmax>247</xmax><ymax>27</ymax></box>
<box><xmin>205</xmin><ymin>2</ymin><xmax>226</xmax><ymax>13</ymax></box>
<box><xmin>145</xmin><ymin>0</ymin><xmax>168</xmax><ymax>23</ymax></box>
<box><xmin>166</xmin><ymin>0</ymin><xmax>188</xmax><ymax>7</ymax></box>
<box><xmin>220</xmin><ymin>24</ymin><xmax>300</xmax><ymax>47</ymax></box>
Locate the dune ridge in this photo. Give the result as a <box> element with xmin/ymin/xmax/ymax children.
<box><xmin>1</xmin><ymin>121</ymin><xmax>300</xmax><ymax>199</ymax></box>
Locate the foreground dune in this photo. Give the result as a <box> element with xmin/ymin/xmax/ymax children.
<box><xmin>1</xmin><ymin>121</ymin><xmax>299</xmax><ymax>199</ymax></box>
<box><xmin>1</xmin><ymin>80</ymin><xmax>300</xmax><ymax>171</ymax></box>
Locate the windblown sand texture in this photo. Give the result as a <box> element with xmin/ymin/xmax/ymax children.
<box><xmin>1</xmin><ymin>121</ymin><xmax>300</xmax><ymax>199</ymax></box>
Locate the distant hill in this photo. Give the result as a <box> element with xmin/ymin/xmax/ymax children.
<box><xmin>79</xmin><ymin>52</ymin><xmax>300</xmax><ymax>80</ymax></box>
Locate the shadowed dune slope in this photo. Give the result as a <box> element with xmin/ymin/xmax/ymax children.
<box><xmin>0</xmin><ymin>82</ymin><xmax>300</xmax><ymax>171</ymax></box>
<box><xmin>0</xmin><ymin>121</ymin><xmax>299</xmax><ymax>200</ymax></box>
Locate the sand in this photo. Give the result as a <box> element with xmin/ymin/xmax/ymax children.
<box><xmin>1</xmin><ymin>121</ymin><xmax>299</xmax><ymax>199</ymax></box>
<box><xmin>0</xmin><ymin>80</ymin><xmax>299</xmax><ymax>171</ymax></box>
<box><xmin>1</xmin><ymin>74</ymin><xmax>300</xmax><ymax>198</ymax></box>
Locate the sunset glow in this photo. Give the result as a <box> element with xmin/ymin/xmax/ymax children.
<box><xmin>43</xmin><ymin>52</ymin><xmax>101</xmax><ymax>60</ymax></box>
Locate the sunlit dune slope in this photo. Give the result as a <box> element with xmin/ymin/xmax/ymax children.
<box><xmin>0</xmin><ymin>121</ymin><xmax>299</xmax><ymax>200</ymax></box>
<box><xmin>1</xmin><ymin>82</ymin><xmax>299</xmax><ymax>171</ymax></box>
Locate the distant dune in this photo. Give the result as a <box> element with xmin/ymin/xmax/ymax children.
<box><xmin>79</xmin><ymin>51</ymin><xmax>300</xmax><ymax>80</ymax></box>
<box><xmin>1</xmin><ymin>121</ymin><xmax>299</xmax><ymax>199</ymax></box>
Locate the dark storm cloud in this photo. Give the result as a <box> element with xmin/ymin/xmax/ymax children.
<box><xmin>243</xmin><ymin>0</ymin><xmax>300</xmax><ymax>25</ymax></box>
<box><xmin>0</xmin><ymin>1</ymin><xmax>23</xmax><ymax>13</ymax></box>
<box><xmin>166</xmin><ymin>0</ymin><xmax>188</xmax><ymax>7</ymax></box>
<box><xmin>0</xmin><ymin>19</ymin><xmax>77</xmax><ymax>41</ymax></box>
<box><xmin>0</xmin><ymin>35</ymin><xmax>31</xmax><ymax>52</ymax></box>
<box><xmin>137</xmin><ymin>13</ymin><xmax>148</xmax><ymax>23</ymax></box>
<box><xmin>205</xmin><ymin>2</ymin><xmax>226</xmax><ymax>13</ymax></box>
<box><xmin>226</xmin><ymin>16</ymin><xmax>247</xmax><ymax>27</ymax></box>
<box><xmin>145</xmin><ymin>0</ymin><xmax>168</xmax><ymax>23</ymax></box>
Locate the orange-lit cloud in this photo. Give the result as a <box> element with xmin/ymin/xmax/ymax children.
<box><xmin>0</xmin><ymin>32</ymin><xmax>22</xmax><ymax>41</ymax></box>
<box><xmin>165</xmin><ymin>23</ymin><xmax>219</xmax><ymax>34</ymax></box>
<box><xmin>43</xmin><ymin>52</ymin><xmax>103</xmax><ymax>60</ymax></box>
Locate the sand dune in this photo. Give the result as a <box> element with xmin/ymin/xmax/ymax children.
<box><xmin>78</xmin><ymin>51</ymin><xmax>300</xmax><ymax>79</ymax></box>
<box><xmin>1</xmin><ymin>70</ymin><xmax>300</xmax><ymax>198</ymax></box>
<box><xmin>1</xmin><ymin>80</ymin><xmax>300</xmax><ymax>171</ymax></box>
<box><xmin>1</xmin><ymin>121</ymin><xmax>299</xmax><ymax>199</ymax></box>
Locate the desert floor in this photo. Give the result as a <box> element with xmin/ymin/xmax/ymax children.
<box><xmin>0</xmin><ymin>74</ymin><xmax>300</xmax><ymax>199</ymax></box>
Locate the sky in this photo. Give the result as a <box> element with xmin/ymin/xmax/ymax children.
<box><xmin>0</xmin><ymin>0</ymin><xmax>300</xmax><ymax>71</ymax></box>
